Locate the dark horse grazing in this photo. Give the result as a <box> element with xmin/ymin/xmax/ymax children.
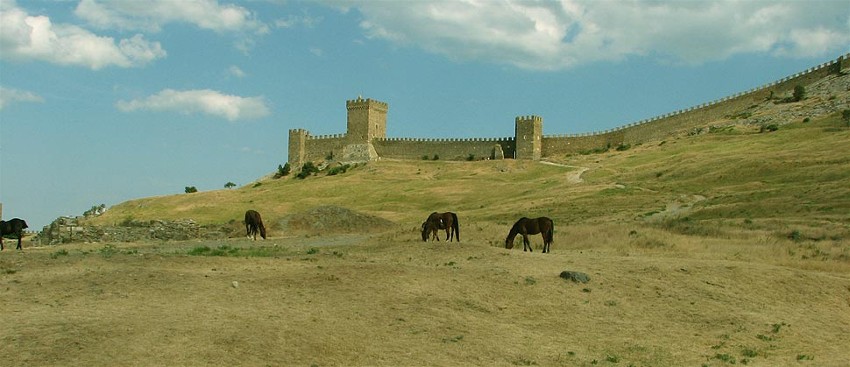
<box><xmin>0</xmin><ymin>218</ymin><xmax>28</xmax><ymax>250</ymax></box>
<box><xmin>244</xmin><ymin>210</ymin><xmax>266</xmax><ymax>240</ymax></box>
<box><xmin>421</xmin><ymin>212</ymin><xmax>460</xmax><ymax>242</ymax></box>
<box><xmin>505</xmin><ymin>217</ymin><xmax>554</xmax><ymax>253</ymax></box>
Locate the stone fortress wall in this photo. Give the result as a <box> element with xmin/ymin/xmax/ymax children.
<box><xmin>289</xmin><ymin>54</ymin><xmax>848</xmax><ymax>168</ymax></box>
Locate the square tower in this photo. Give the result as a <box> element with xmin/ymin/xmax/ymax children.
<box><xmin>515</xmin><ymin>115</ymin><xmax>543</xmax><ymax>160</ymax></box>
<box><xmin>346</xmin><ymin>96</ymin><xmax>388</xmax><ymax>144</ymax></box>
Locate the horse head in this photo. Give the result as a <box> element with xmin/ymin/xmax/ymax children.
<box><xmin>420</xmin><ymin>222</ymin><xmax>429</xmax><ymax>241</ymax></box>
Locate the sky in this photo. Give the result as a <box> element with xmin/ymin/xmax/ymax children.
<box><xmin>1</xmin><ymin>0</ymin><xmax>849</xmax><ymax>230</ymax></box>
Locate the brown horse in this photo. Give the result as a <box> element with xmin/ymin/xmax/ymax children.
<box><xmin>0</xmin><ymin>218</ymin><xmax>28</xmax><ymax>250</ymax></box>
<box><xmin>505</xmin><ymin>217</ymin><xmax>553</xmax><ymax>253</ymax></box>
<box><xmin>244</xmin><ymin>210</ymin><xmax>266</xmax><ymax>240</ymax></box>
<box><xmin>421</xmin><ymin>212</ymin><xmax>460</xmax><ymax>242</ymax></box>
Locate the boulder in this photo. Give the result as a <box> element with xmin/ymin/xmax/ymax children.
<box><xmin>559</xmin><ymin>271</ymin><xmax>590</xmax><ymax>284</ymax></box>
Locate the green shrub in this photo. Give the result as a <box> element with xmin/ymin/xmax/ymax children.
<box><xmin>184</xmin><ymin>186</ymin><xmax>198</xmax><ymax>193</ymax></box>
<box><xmin>327</xmin><ymin>164</ymin><xmax>351</xmax><ymax>176</ymax></box>
<box><xmin>296</xmin><ymin>162</ymin><xmax>319</xmax><ymax>179</ymax></box>
<box><xmin>792</xmin><ymin>85</ymin><xmax>806</xmax><ymax>102</ymax></box>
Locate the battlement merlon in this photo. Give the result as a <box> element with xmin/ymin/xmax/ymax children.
<box><xmin>515</xmin><ymin>115</ymin><xmax>543</xmax><ymax>123</ymax></box>
<box><xmin>346</xmin><ymin>97</ymin><xmax>389</xmax><ymax>112</ymax></box>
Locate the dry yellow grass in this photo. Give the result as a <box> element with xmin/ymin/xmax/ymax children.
<box><xmin>2</xmin><ymin>228</ymin><xmax>848</xmax><ymax>366</ymax></box>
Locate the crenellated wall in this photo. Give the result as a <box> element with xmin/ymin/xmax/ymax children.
<box><xmin>288</xmin><ymin>53</ymin><xmax>848</xmax><ymax>166</ymax></box>
<box><xmin>374</xmin><ymin>137</ymin><xmax>516</xmax><ymax>160</ymax></box>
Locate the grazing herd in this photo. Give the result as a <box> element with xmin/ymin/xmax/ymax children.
<box><xmin>0</xmin><ymin>210</ymin><xmax>553</xmax><ymax>253</ymax></box>
<box><xmin>243</xmin><ymin>209</ymin><xmax>554</xmax><ymax>253</ymax></box>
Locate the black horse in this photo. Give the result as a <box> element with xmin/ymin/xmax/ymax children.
<box><xmin>244</xmin><ymin>210</ymin><xmax>266</xmax><ymax>240</ymax></box>
<box><xmin>421</xmin><ymin>212</ymin><xmax>460</xmax><ymax>242</ymax></box>
<box><xmin>0</xmin><ymin>218</ymin><xmax>28</xmax><ymax>250</ymax></box>
<box><xmin>505</xmin><ymin>217</ymin><xmax>554</xmax><ymax>253</ymax></box>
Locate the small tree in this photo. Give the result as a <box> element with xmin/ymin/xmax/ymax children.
<box><xmin>842</xmin><ymin>109</ymin><xmax>850</xmax><ymax>127</ymax></box>
<box><xmin>224</xmin><ymin>182</ymin><xmax>236</xmax><ymax>189</ymax></box>
<box><xmin>274</xmin><ymin>163</ymin><xmax>291</xmax><ymax>178</ymax></box>
<box><xmin>792</xmin><ymin>85</ymin><xmax>806</xmax><ymax>102</ymax></box>
<box><xmin>185</xmin><ymin>186</ymin><xmax>198</xmax><ymax>193</ymax></box>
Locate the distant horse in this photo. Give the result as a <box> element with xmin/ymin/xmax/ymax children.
<box><xmin>244</xmin><ymin>210</ymin><xmax>266</xmax><ymax>240</ymax></box>
<box><xmin>0</xmin><ymin>218</ymin><xmax>28</xmax><ymax>250</ymax></box>
<box><xmin>505</xmin><ymin>217</ymin><xmax>553</xmax><ymax>253</ymax></box>
<box><xmin>421</xmin><ymin>212</ymin><xmax>460</xmax><ymax>242</ymax></box>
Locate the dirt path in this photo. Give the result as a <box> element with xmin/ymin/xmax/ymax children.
<box><xmin>539</xmin><ymin>161</ymin><xmax>589</xmax><ymax>183</ymax></box>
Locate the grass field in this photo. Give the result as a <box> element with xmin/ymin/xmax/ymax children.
<box><xmin>2</xmin><ymin>113</ymin><xmax>849</xmax><ymax>366</ymax></box>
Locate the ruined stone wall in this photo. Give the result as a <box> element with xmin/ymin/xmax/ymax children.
<box><xmin>38</xmin><ymin>217</ymin><xmax>234</xmax><ymax>245</ymax></box>
<box><xmin>374</xmin><ymin>138</ymin><xmax>516</xmax><ymax>160</ymax></box>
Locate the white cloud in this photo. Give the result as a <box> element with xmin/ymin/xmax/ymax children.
<box><xmin>75</xmin><ymin>0</ymin><xmax>269</xmax><ymax>35</ymax></box>
<box><xmin>0</xmin><ymin>86</ymin><xmax>44</xmax><ymax>110</ymax></box>
<box><xmin>228</xmin><ymin>65</ymin><xmax>247</xmax><ymax>78</ymax></box>
<box><xmin>338</xmin><ymin>0</ymin><xmax>850</xmax><ymax>70</ymax></box>
<box><xmin>0</xmin><ymin>2</ymin><xmax>166</xmax><ymax>69</ymax></box>
<box><xmin>116</xmin><ymin>89</ymin><xmax>270</xmax><ymax>121</ymax></box>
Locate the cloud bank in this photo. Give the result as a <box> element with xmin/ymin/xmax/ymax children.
<box><xmin>340</xmin><ymin>0</ymin><xmax>850</xmax><ymax>70</ymax></box>
<box><xmin>116</xmin><ymin>89</ymin><xmax>270</xmax><ymax>121</ymax></box>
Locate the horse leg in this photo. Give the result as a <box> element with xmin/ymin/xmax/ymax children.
<box><xmin>522</xmin><ymin>234</ymin><xmax>531</xmax><ymax>252</ymax></box>
<box><xmin>0</xmin><ymin>236</ymin><xmax>4</xmax><ymax>251</ymax></box>
<box><xmin>16</xmin><ymin>235</ymin><xmax>22</xmax><ymax>250</ymax></box>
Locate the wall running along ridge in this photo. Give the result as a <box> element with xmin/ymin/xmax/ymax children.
<box><xmin>289</xmin><ymin>54</ymin><xmax>849</xmax><ymax>168</ymax></box>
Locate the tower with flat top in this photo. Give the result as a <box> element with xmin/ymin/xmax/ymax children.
<box><xmin>515</xmin><ymin>115</ymin><xmax>542</xmax><ymax>160</ymax></box>
<box><xmin>341</xmin><ymin>96</ymin><xmax>388</xmax><ymax>161</ymax></box>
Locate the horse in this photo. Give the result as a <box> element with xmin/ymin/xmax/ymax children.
<box><xmin>420</xmin><ymin>212</ymin><xmax>460</xmax><ymax>242</ymax></box>
<box><xmin>505</xmin><ymin>217</ymin><xmax>554</xmax><ymax>253</ymax></box>
<box><xmin>0</xmin><ymin>218</ymin><xmax>28</xmax><ymax>250</ymax></box>
<box><xmin>244</xmin><ymin>210</ymin><xmax>266</xmax><ymax>240</ymax></box>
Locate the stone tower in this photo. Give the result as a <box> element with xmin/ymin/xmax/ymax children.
<box><xmin>343</xmin><ymin>96</ymin><xmax>388</xmax><ymax>161</ymax></box>
<box><xmin>287</xmin><ymin>128</ymin><xmax>309</xmax><ymax>169</ymax></box>
<box><xmin>515</xmin><ymin>115</ymin><xmax>542</xmax><ymax>160</ymax></box>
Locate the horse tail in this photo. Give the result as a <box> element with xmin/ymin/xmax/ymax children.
<box><xmin>451</xmin><ymin>212</ymin><xmax>460</xmax><ymax>242</ymax></box>
<box><xmin>546</xmin><ymin>219</ymin><xmax>554</xmax><ymax>244</ymax></box>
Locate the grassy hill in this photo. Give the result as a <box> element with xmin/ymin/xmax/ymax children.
<box><xmin>90</xmin><ymin>111</ymin><xmax>850</xmax><ymax>245</ymax></box>
<box><xmin>4</xmin><ymin>85</ymin><xmax>850</xmax><ymax>365</ymax></box>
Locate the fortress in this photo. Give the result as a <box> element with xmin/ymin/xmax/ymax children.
<box><xmin>288</xmin><ymin>54</ymin><xmax>848</xmax><ymax>169</ymax></box>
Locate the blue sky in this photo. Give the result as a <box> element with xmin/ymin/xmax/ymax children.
<box><xmin>1</xmin><ymin>0</ymin><xmax>849</xmax><ymax>229</ymax></box>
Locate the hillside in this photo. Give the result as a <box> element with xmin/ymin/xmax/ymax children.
<box><xmin>87</xmin><ymin>110</ymin><xmax>850</xmax><ymax>243</ymax></box>
<box><xmin>4</xmin><ymin>69</ymin><xmax>850</xmax><ymax>366</ymax></box>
